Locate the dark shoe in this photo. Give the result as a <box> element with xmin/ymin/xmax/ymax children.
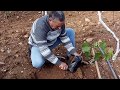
<box><xmin>68</xmin><ymin>56</ymin><xmax>82</xmax><ymax>73</ymax></box>
<box><xmin>65</xmin><ymin>55</ymin><xmax>70</xmax><ymax>65</ymax></box>
<box><xmin>68</xmin><ymin>56</ymin><xmax>89</xmax><ymax>73</ymax></box>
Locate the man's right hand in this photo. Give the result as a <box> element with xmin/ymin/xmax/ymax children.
<box><xmin>59</xmin><ymin>62</ymin><xmax>68</xmax><ymax>70</ymax></box>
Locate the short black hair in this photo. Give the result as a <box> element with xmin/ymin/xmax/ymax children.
<box><xmin>48</xmin><ymin>11</ymin><xmax>65</xmax><ymax>22</ymax></box>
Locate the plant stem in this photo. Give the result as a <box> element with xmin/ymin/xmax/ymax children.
<box><xmin>92</xmin><ymin>48</ymin><xmax>102</xmax><ymax>79</ymax></box>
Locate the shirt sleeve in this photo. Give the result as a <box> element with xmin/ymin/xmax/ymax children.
<box><xmin>59</xmin><ymin>25</ymin><xmax>76</xmax><ymax>55</ymax></box>
<box><xmin>31</xmin><ymin>22</ymin><xmax>62</xmax><ymax>65</ymax></box>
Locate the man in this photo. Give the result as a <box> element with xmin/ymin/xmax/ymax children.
<box><xmin>28</xmin><ymin>11</ymin><xmax>83</xmax><ymax>71</ymax></box>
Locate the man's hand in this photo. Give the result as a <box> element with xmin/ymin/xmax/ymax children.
<box><xmin>59</xmin><ymin>62</ymin><xmax>68</xmax><ymax>70</ymax></box>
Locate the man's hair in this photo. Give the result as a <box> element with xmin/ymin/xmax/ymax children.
<box><xmin>48</xmin><ymin>11</ymin><xmax>65</xmax><ymax>22</ymax></box>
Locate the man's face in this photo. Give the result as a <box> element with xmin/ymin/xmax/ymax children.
<box><xmin>49</xmin><ymin>18</ymin><xmax>65</xmax><ymax>30</ymax></box>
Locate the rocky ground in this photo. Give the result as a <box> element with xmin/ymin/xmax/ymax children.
<box><xmin>0</xmin><ymin>11</ymin><xmax>120</xmax><ymax>79</ymax></box>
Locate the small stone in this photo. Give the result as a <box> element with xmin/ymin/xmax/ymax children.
<box><xmin>98</xmin><ymin>22</ymin><xmax>101</xmax><ymax>25</ymax></box>
<box><xmin>86</xmin><ymin>38</ymin><xmax>93</xmax><ymax>42</ymax></box>
<box><xmin>38</xmin><ymin>11</ymin><xmax>41</xmax><ymax>14</ymax></box>
<box><xmin>16</xmin><ymin>30</ymin><xmax>19</xmax><ymax>33</ymax></box>
<box><xmin>21</xmin><ymin>71</ymin><xmax>23</xmax><ymax>73</ymax></box>
<box><xmin>24</xmin><ymin>34</ymin><xmax>28</xmax><ymax>38</ymax></box>
<box><xmin>85</xmin><ymin>18</ymin><xmax>90</xmax><ymax>22</ymax></box>
<box><xmin>29</xmin><ymin>18</ymin><xmax>32</xmax><ymax>21</ymax></box>
<box><xmin>19</xmin><ymin>42</ymin><xmax>22</xmax><ymax>45</ymax></box>
<box><xmin>7</xmin><ymin>49</ymin><xmax>11</xmax><ymax>53</ymax></box>
<box><xmin>91</xmin><ymin>69</ymin><xmax>94</xmax><ymax>72</ymax></box>
<box><xmin>0</xmin><ymin>62</ymin><xmax>5</xmax><ymax>65</ymax></box>
<box><xmin>16</xmin><ymin>16</ymin><xmax>19</xmax><ymax>19</ymax></box>
<box><xmin>15</xmin><ymin>54</ymin><xmax>19</xmax><ymax>57</ymax></box>
<box><xmin>1</xmin><ymin>48</ymin><xmax>4</xmax><ymax>52</ymax></box>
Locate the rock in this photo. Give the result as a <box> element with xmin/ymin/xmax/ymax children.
<box><xmin>1</xmin><ymin>68</ymin><xmax>7</xmax><ymax>72</ymax></box>
<box><xmin>1</xmin><ymin>48</ymin><xmax>4</xmax><ymax>52</ymax></box>
<box><xmin>7</xmin><ymin>49</ymin><xmax>11</xmax><ymax>53</ymax></box>
<box><xmin>38</xmin><ymin>11</ymin><xmax>41</xmax><ymax>14</ymax></box>
<box><xmin>98</xmin><ymin>22</ymin><xmax>101</xmax><ymax>25</ymax></box>
<box><xmin>15</xmin><ymin>54</ymin><xmax>19</xmax><ymax>57</ymax></box>
<box><xmin>81</xmin><ymin>24</ymin><xmax>84</xmax><ymax>27</ymax></box>
<box><xmin>24</xmin><ymin>34</ymin><xmax>28</xmax><ymax>38</ymax></box>
<box><xmin>1</xmin><ymin>21</ymin><xmax>4</xmax><ymax>23</ymax></box>
<box><xmin>83</xmin><ymin>38</ymin><xmax>86</xmax><ymax>41</ymax></box>
<box><xmin>16</xmin><ymin>30</ymin><xmax>19</xmax><ymax>33</ymax></box>
<box><xmin>16</xmin><ymin>16</ymin><xmax>19</xmax><ymax>19</ymax></box>
<box><xmin>98</xmin><ymin>39</ymin><xmax>102</xmax><ymax>43</ymax></box>
<box><xmin>0</xmin><ymin>62</ymin><xmax>5</xmax><ymax>65</ymax></box>
<box><xmin>21</xmin><ymin>71</ymin><xmax>23</xmax><ymax>73</ymax></box>
<box><xmin>86</xmin><ymin>38</ymin><xmax>93</xmax><ymax>42</ymax></box>
<box><xmin>91</xmin><ymin>69</ymin><xmax>94</xmax><ymax>72</ymax></box>
<box><xmin>29</xmin><ymin>18</ymin><xmax>32</xmax><ymax>21</ymax></box>
<box><xmin>19</xmin><ymin>42</ymin><xmax>22</xmax><ymax>45</ymax></box>
<box><xmin>85</xmin><ymin>18</ymin><xmax>90</xmax><ymax>22</ymax></box>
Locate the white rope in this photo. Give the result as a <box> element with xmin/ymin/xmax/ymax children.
<box><xmin>97</xmin><ymin>11</ymin><xmax>120</xmax><ymax>60</ymax></box>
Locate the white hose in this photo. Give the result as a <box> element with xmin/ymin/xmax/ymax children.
<box><xmin>97</xmin><ymin>11</ymin><xmax>120</xmax><ymax>60</ymax></box>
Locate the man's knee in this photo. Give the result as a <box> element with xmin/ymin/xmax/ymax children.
<box><xmin>32</xmin><ymin>60</ymin><xmax>45</xmax><ymax>68</ymax></box>
<box><xmin>66</xmin><ymin>28</ymin><xmax>75</xmax><ymax>35</ymax></box>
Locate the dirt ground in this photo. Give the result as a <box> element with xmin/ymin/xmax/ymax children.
<box><xmin>0</xmin><ymin>11</ymin><xmax>120</xmax><ymax>79</ymax></box>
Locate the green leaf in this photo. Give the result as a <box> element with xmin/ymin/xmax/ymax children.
<box><xmin>82</xmin><ymin>46</ymin><xmax>91</xmax><ymax>53</ymax></box>
<box><xmin>104</xmin><ymin>47</ymin><xmax>114</xmax><ymax>61</ymax></box>
<box><xmin>99</xmin><ymin>41</ymin><xmax>106</xmax><ymax>52</ymax></box>
<box><xmin>85</xmin><ymin>52</ymin><xmax>91</xmax><ymax>59</ymax></box>
<box><xmin>82</xmin><ymin>41</ymin><xmax>91</xmax><ymax>60</ymax></box>
<box><xmin>93</xmin><ymin>42</ymin><xmax>98</xmax><ymax>48</ymax></box>
<box><xmin>94</xmin><ymin>52</ymin><xmax>102</xmax><ymax>61</ymax></box>
<box><xmin>82</xmin><ymin>41</ymin><xmax>91</xmax><ymax>53</ymax></box>
<box><xmin>107</xmin><ymin>47</ymin><xmax>114</xmax><ymax>58</ymax></box>
<box><xmin>104</xmin><ymin>53</ymin><xmax>111</xmax><ymax>61</ymax></box>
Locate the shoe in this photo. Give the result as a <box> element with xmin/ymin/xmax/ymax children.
<box><xmin>68</xmin><ymin>56</ymin><xmax>82</xmax><ymax>73</ymax></box>
<box><xmin>68</xmin><ymin>56</ymin><xmax>89</xmax><ymax>73</ymax></box>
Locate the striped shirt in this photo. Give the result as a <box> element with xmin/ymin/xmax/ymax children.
<box><xmin>28</xmin><ymin>15</ymin><xmax>76</xmax><ymax>65</ymax></box>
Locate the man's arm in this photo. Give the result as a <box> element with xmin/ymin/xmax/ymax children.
<box><xmin>31</xmin><ymin>24</ymin><xmax>62</xmax><ymax>65</ymax></box>
<box><xmin>59</xmin><ymin>25</ymin><xmax>76</xmax><ymax>55</ymax></box>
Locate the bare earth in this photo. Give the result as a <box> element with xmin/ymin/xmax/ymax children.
<box><xmin>0</xmin><ymin>11</ymin><xmax>120</xmax><ymax>79</ymax></box>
